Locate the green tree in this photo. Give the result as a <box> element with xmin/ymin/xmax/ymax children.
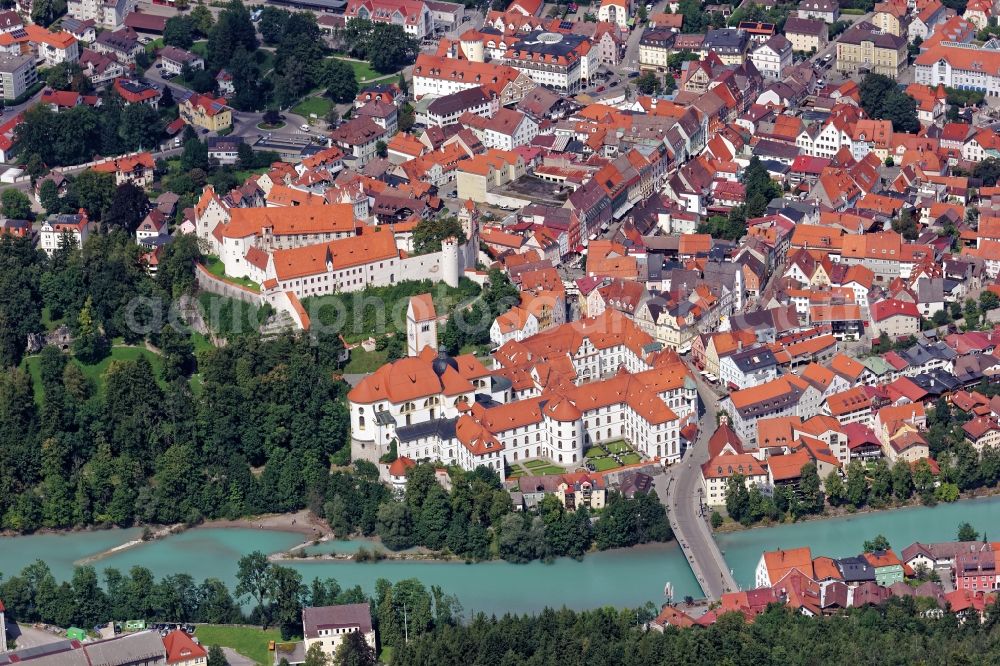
<box><xmin>710</xmin><ymin>511</ymin><xmax>723</xmax><ymax>529</ymax></box>
<box><xmin>859</xmin><ymin>73</ymin><xmax>919</xmax><ymax>132</ymax></box>
<box><xmin>412</xmin><ymin>216</ymin><xmax>465</xmax><ymax>254</ymax></box>
<box><xmin>164</xmin><ymin>16</ymin><xmax>195</xmax><ymax>48</ymax></box>
<box><xmin>375</xmin><ymin>140</ymin><xmax>388</xmax><ymax>159</ymax></box>
<box><xmin>979</xmin><ymin>290</ymin><xmax>999</xmax><ymax>312</ymax></box>
<box><xmin>844</xmin><ymin>461</ymin><xmax>868</xmax><ymax>508</ymax></box>
<box><xmin>103</xmin><ymin>183</ymin><xmax>149</xmax><ymax>234</ymax></box>
<box><xmin>667</xmin><ymin>49</ymin><xmax>700</xmax><ymax>70</ymax></box>
<box><xmin>235</xmin><ymin>551</ymin><xmax>274</xmax><ymax>627</ymax></box>
<box><xmin>415</xmin><ymin>483</ymin><xmax>451</xmax><ymax>550</ymax></box>
<box><xmin>963</xmin><ymin>297</ymin><xmax>981</xmax><ymax>330</ymax></box>
<box><xmin>271</xmin><ymin>565</ymin><xmax>305</xmax><ymax>639</ymax></box>
<box><xmin>957</xmin><ymin>522</ymin><xmax>979</xmax><ymax>542</ymax></box>
<box><xmin>892</xmin><ymin>208</ymin><xmax>919</xmax><ymax>241</ymax></box>
<box><xmin>376</xmin><ymin>502</ymin><xmax>414</xmax><ymax>551</ymax></box>
<box><xmin>724</xmin><ymin>474</ymin><xmax>750</xmax><ymax>523</ymax></box>
<box><xmin>1</xmin><ymin>189</ymin><xmax>31</xmax><ymax>219</ymax></box>
<box><xmin>191</xmin><ymin>5</ymin><xmax>215</xmax><ymax>36</ymax></box>
<box><xmin>70</xmin><ymin>170</ymin><xmax>116</xmax><ymax>219</ymax></box>
<box><xmin>181</xmin><ymin>138</ymin><xmax>210</xmax><ymax>172</ymax></box>
<box><xmin>206</xmin><ymin>646</ymin><xmax>227</xmax><ymax>666</ymax></box>
<box><xmin>890</xmin><ymin>461</ymin><xmax>913</xmax><ymax>501</ymax></box>
<box><xmin>824</xmin><ymin>471</ymin><xmax>846</xmax><ymax>506</ymax></box>
<box><xmin>207</xmin><ymin>0</ymin><xmax>257</xmax><ymax>70</ymax></box>
<box><xmin>31</xmin><ymin>0</ymin><xmax>63</xmax><ymax>27</ymax></box>
<box><xmin>221</xmin><ymin>47</ymin><xmax>265</xmax><ymax>112</ymax></box>
<box><xmin>38</xmin><ymin>179</ymin><xmax>61</xmax><ymax>215</ymax></box>
<box><xmin>636</xmin><ymin>71</ymin><xmax>661</xmax><ymax>95</ymax></box>
<box><xmin>973</xmin><ymin>157</ymin><xmax>1000</xmax><ymax>187</ymax></box>
<box><xmin>258</xmin><ymin>6</ymin><xmax>290</xmax><ymax>44</ymax></box>
<box><xmin>868</xmin><ymin>460</ymin><xmax>892</xmax><ymax>508</ymax></box>
<box><xmin>742</xmin><ymin>157</ymin><xmax>780</xmax><ymax>218</ymax></box>
<box><xmin>45</xmin><ymin>62</ymin><xmax>87</xmax><ymax>92</ymax></box>
<box><xmin>160</xmin><ymin>324</ymin><xmax>195</xmax><ymax>380</ymax></box>
<box><xmin>72</xmin><ymin>296</ymin><xmax>109</xmax><ymax>364</ymax></box>
<box><xmin>798</xmin><ymin>463</ymin><xmax>823</xmax><ymax>514</ymax></box>
<box><xmin>323</xmin><ymin>59</ymin><xmax>359</xmax><ymax>103</ymax></box>
<box><xmin>934</xmin><ymin>482</ymin><xmax>959</xmax><ymax>502</ymax></box>
<box><xmin>303</xmin><ymin>643</ymin><xmax>328</xmax><ymax>666</ymax></box>
<box><xmin>368</xmin><ymin>24</ymin><xmax>419</xmax><ymax>73</ymax></box>
<box><xmin>333</xmin><ymin>631</ymin><xmax>376</xmax><ymax>666</ymax></box>
<box><xmin>862</xmin><ymin>534</ymin><xmax>890</xmax><ymax>552</ymax></box>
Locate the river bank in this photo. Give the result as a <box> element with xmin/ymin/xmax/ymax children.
<box><xmin>200</xmin><ymin>509</ymin><xmax>330</xmax><ymax>537</ymax></box>
<box><xmin>712</xmin><ymin>486</ymin><xmax>1000</xmax><ymax>535</ymax></box>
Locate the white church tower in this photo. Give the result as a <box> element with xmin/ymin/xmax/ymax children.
<box><xmin>406</xmin><ymin>294</ymin><xmax>438</xmax><ymax>357</ymax></box>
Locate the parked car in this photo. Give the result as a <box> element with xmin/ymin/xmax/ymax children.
<box><xmin>300</xmin><ymin>124</ymin><xmax>310</xmax><ymax>132</ymax></box>
<box><xmin>628</xmin><ymin>71</ymin><xmax>640</xmax><ymax>78</ymax></box>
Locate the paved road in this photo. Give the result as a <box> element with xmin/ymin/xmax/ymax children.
<box><xmin>654</xmin><ymin>368</ymin><xmax>738</xmax><ymax>601</ymax></box>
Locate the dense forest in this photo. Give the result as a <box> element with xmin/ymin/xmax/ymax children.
<box><xmin>394</xmin><ymin>600</ymin><xmax>1000</xmax><ymax>666</ymax></box>
<box><xmin>0</xmin><ymin>228</ymin><xmax>352</xmax><ymax>531</ymax></box>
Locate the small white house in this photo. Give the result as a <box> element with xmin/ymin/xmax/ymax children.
<box><xmin>39</xmin><ymin>212</ymin><xmax>89</xmax><ymax>257</ymax></box>
<box><xmin>490</xmin><ymin>305</ymin><xmax>538</xmax><ymax>348</ymax></box>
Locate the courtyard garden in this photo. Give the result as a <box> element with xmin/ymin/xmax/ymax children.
<box><xmin>508</xmin><ymin>459</ymin><xmax>567</xmax><ymax>478</ymax></box>
<box><xmin>585</xmin><ymin>440</ymin><xmax>642</xmax><ymax>472</ymax></box>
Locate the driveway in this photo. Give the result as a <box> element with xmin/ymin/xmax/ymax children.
<box><xmin>7</xmin><ymin>623</ymin><xmax>69</xmax><ymax>650</ymax></box>
<box><xmin>222</xmin><ymin>647</ymin><xmax>257</xmax><ymax>666</ymax></box>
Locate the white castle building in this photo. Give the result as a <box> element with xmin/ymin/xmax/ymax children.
<box><xmin>348</xmin><ymin>310</ymin><xmax>700</xmax><ymax>473</ymax></box>
<box><xmin>190</xmin><ymin>186</ymin><xmax>478</xmax><ymax>327</ymax></box>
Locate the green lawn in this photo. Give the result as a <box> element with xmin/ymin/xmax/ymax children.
<box><xmin>194</xmin><ymin>625</ymin><xmax>282</xmax><ymax>666</ymax></box>
<box><xmin>605</xmin><ymin>440</ymin><xmax>630</xmax><ymax>454</ymax></box>
<box><xmin>191</xmin><ymin>332</ymin><xmax>214</xmax><ymax>354</ymax></box>
<box><xmin>202</xmin><ymin>255</ymin><xmax>261</xmax><ymax>292</ymax></box>
<box><xmin>255</xmin><ymin>49</ymin><xmax>275</xmax><ymax>74</ymax></box>
<box><xmin>190</xmin><ymin>40</ymin><xmax>208</xmax><ymax>58</ymax></box>
<box><xmin>292</xmin><ymin>96</ymin><xmax>333</xmax><ymax>119</ymax></box>
<box><xmin>590</xmin><ymin>457</ymin><xmax>621</xmax><ymax>472</ymax></box>
<box><xmin>198</xmin><ymin>292</ymin><xmax>271</xmax><ymax>340</ymax></box>
<box><xmin>331</xmin><ymin>57</ymin><xmax>396</xmax><ymax>84</ymax></box>
<box><xmin>621</xmin><ymin>453</ymin><xmax>642</xmax><ymax>465</ymax></box>
<box><xmin>458</xmin><ymin>343</ymin><xmax>491</xmax><ymax>357</ymax></box>
<box><xmin>41</xmin><ymin>306</ymin><xmax>64</xmax><ymax>331</ymax></box>
<box><xmin>584</xmin><ymin>446</ymin><xmax>605</xmax><ymax>458</ymax></box>
<box><xmin>343</xmin><ymin>348</ymin><xmax>388</xmax><ymax>374</ymax></box>
<box><xmin>304</xmin><ymin>278</ymin><xmax>480</xmax><ymax>344</ymax></box>
<box><xmin>23</xmin><ymin>346</ymin><xmax>166</xmax><ymax>405</ymax></box>
<box><xmin>508</xmin><ymin>462</ymin><xmax>565</xmax><ymax>477</ymax></box>
<box><xmin>78</xmin><ymin>347</ymin><xmax>164</xmax><ymax>388</ymax></box>
<box><xmin>144</xmin><ymin>38</ymin><xmax>164</xmax><ymax>54</ymax></box>
<box><xmin>231</xmin><ymin>166</ymin><xmax>272</xmax><ymax>183</ymax></box>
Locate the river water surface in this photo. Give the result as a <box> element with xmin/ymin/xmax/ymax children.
<box><xmin>1</xmin><ymin>496</ymin><xmax>998</xmax><ymax>615</ymax></box>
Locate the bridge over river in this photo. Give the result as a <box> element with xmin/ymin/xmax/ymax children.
<box><xmin>653</xmin><ymin>371</ymin><xmax>738</xmax><ymax>601</ymax></box>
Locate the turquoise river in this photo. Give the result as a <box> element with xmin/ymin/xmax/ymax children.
<box><xmin>1</xmin><ymin>496</ymin><xmax>997</xmax><ymax>615</ymax></box>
